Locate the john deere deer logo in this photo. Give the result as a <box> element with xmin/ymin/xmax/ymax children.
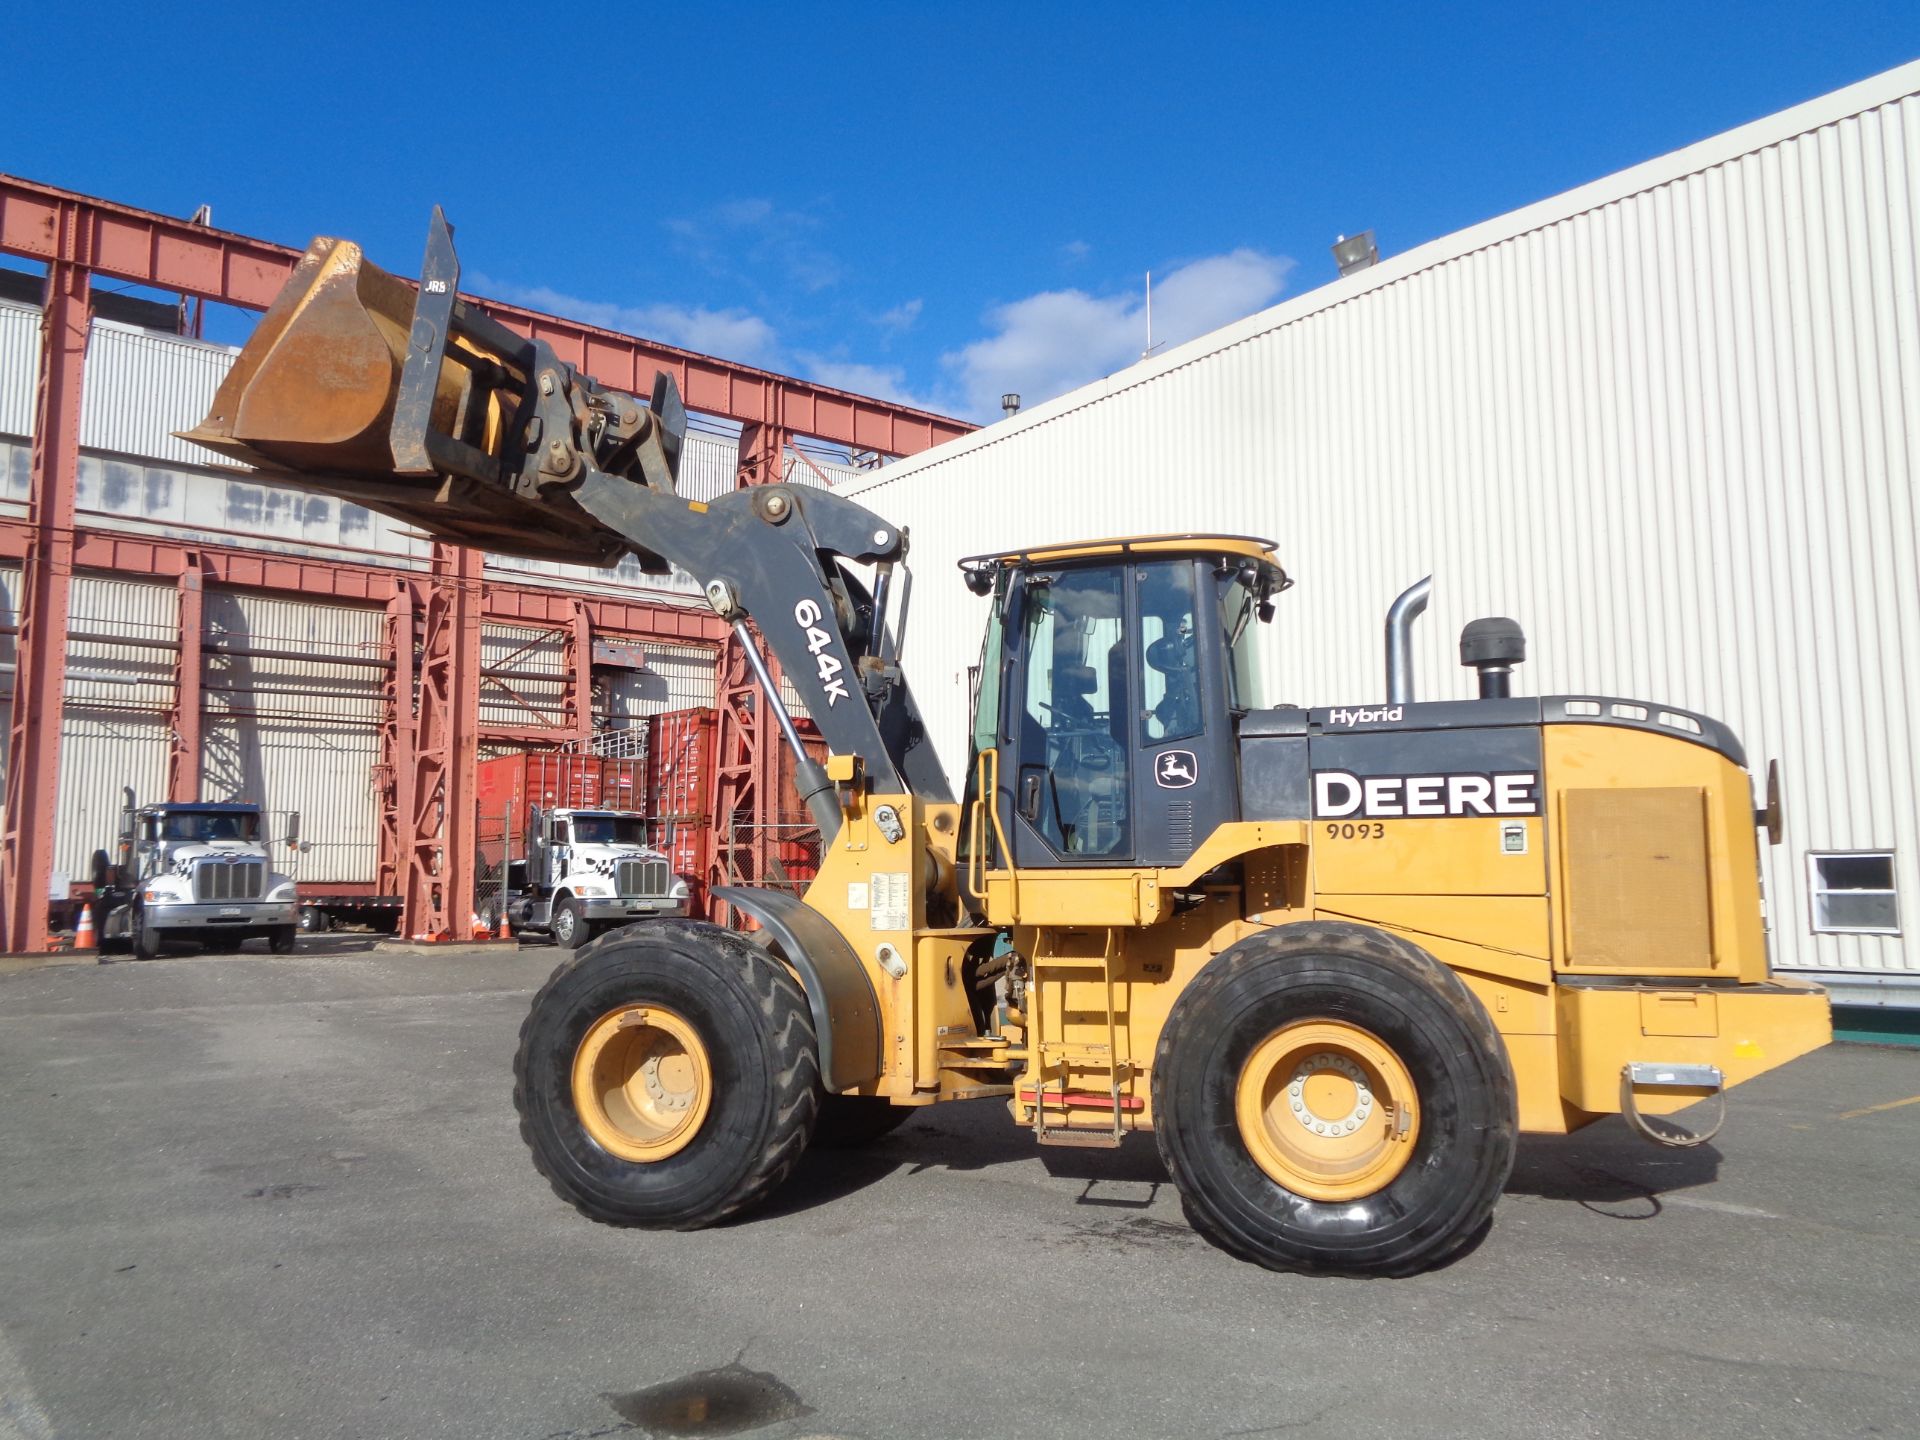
<box><xmin>1156</xmin><ymin>750</ymin><xmax>1198</xmax><ymax>789</ymax></box>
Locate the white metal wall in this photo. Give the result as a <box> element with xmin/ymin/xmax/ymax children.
<box><xmin>55</xmin><ymin>576</ymin><xmax>178</xmax><ymax>886</ymax></box>
<box><xmin>199</xmin><ymin>591</ymin><xmax>384</xmax><ymax>885</ymax></box>
<box><xmin>847</xmin><ymin>62</ymin><xmax>1920</xmax><ymax>986</ymax></box>
<box><xmin>599</xmin><ymin>643</ymin><xmax>719</xmax><ymax>727</ymax></box>
<box><xmin>481</xmin><ymin>623</ymin><xmax>568</xmax><ymax>731</ymax></box>
<box><xmin>0</xmin><ymin>303</ymin><xmax>34</xmax><ymax>439</ymax></box>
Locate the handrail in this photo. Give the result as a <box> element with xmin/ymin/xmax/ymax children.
<box><xmin>969</xmin><ymin>747</ymin><xmax>1017</xmax><ymax>918</ymax></box>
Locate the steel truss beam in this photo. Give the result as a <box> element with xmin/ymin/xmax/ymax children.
<box><xmin>0</xmin><ymin>210</ymin><xmax>88</xmax><ymax>952</ymax></box>
<box><xmin>406</xmin><ymin>546</ymin><xmax>482</xmax><ymax>939</ymax></box>
<box><xmin>167</xmin><ymin>560</ymin><xmax>205</xmax><ymax>801</ymax></box>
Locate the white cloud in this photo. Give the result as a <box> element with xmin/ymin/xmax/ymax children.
<box><xmin>874</xmin><ymin>298</ymin><xmax>923</xmax><ymax>335</ymax></box>
<box><xmin>666</xmin><ymin>197</ymin><xmax>842</xmax><ymax>293</ymax></box>
<box><xmin>469</xmin><ymin>275</ymin><xmax>779</xmax><ymax>366</ymax></box>
<box><xmin>1061</xmin><ymin>239</ymin><xmax>1092</xmax><ymax>263</ymax></box>
<box><xmin>941</xmin><ymin>248</ymin><xmax>1292</xmax><ymax>421</ymax></box>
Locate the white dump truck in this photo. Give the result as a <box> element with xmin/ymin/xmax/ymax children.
<box><xmin>91</xmin><ymin>791</ymin><xmax>300</xmax><ymax>958</ymax></box>
<box><xmin>478</xmin><ymin>753</ymin><xmax>690</xmax><ymax>949</ymax></box>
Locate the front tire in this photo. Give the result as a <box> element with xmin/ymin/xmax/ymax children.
<box><xmin>1153</xmin><ymin>921</ymin><xmax>1516</xmax><ymax>1276</ymax></box>
<box><xmin>513</xmin><ymin>920</ymin><xmax>819</xmax><ymax>1228</ymax></box>
<box><xmin>550</xmin><ymin>897</ymin><xmax>585</xmax><ymax>951</ymax></box>
<box><xmin>267</xmin><ymin>925</ymin><xmax>297</xmax><ymax>954</ymax></box>
<box><xmin>133</xmin><ymin>912</ymin><xmax>162</xmax><ymax>960</ymax></box>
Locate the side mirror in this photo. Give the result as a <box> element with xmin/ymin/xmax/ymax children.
<box><xmin>286</xmin><ymin>811</ymin><xmax>302</xmax><ymax>847</ymax></box>
<box><xmin>1756</xmin><ymin>760</ymin><xmax>1784</xmax><ymax>846</ymax></box>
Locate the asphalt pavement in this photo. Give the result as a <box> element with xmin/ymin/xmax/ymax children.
<box><xmin>1</xmin><ymin>942</ymin><xmax>1915</xmax><ymax>1440</ymax></box>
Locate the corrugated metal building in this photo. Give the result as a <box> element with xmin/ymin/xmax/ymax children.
<box><xmin>845</xmin><ymin>61</ymin><xmax>1920</xmax><ymax>1003</ymax></box>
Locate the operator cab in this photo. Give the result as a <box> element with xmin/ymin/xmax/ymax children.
<box><xmin>960</xmin><ymin>535</ymin><xmax>1288</xmax><ymax>876</ymax></box>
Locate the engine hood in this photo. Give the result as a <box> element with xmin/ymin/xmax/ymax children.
<box><xmin>571</xmin><ymin>845</ymin><xmax>670</xmax><ymax>873</ymax></box>
<box><xmin>160</xmin><ymin>841</ymin><xmax>273</xmax><ymax>875</ymax></box>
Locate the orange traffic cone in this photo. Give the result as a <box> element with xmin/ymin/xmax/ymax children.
<box><xmin>496</xmin><ymin>906</ymin><xmax>512</xmax><ymax>941</ymax></box>
<box><xmin>469</xmin><ymin>910</ymin><xmax>488</xmax><ymax>941</ymax></box>
<box><xmin>74</xmin><ymin>904</ymin><xmax>96</xmax><ymax>951</ymax></box>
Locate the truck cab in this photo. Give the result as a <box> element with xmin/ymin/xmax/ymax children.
<box><xmin>95</xmin><ymin>796</ymin><xmax>300</xmax><ymax>958</ymax></box>
<box><xmin>501</xmin><ymin>805</ymin><xmax>690</xmax><ymax>950</ymax></box>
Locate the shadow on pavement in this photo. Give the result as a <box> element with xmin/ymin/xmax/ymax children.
<box><xmin>1507</xmin><ymin>1122</ymin><xmax>1723</xmax><ymax>1219</ymax></box>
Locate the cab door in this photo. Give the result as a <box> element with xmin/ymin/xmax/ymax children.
<box><xmin>994</xmin><ymin>557</ymin><xmax>1240</xmax><ymax>871</ymax></box>
<box><xmin>1002</xmin><ymin>563</ymin><xmax>1135</xmax><ymax>868</ymax></box>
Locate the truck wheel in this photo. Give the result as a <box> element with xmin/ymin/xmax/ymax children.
<box><xmin>811</xmin><ymin>1094</ymin><xmax>915</xmax><ymax>1148</ymax></box>
<box><xmin>513</xmin><ymin>919</ymin><xmax>819</xmax><ymax>1228</ymax></box>
<box><xmin>550</xmin><ymin>897</ymin><xmax>586</xmax><ymax>950</ymax></box>
<box><xmin>297</xmin><ymin>905</ymin><xmax>329</xmax><ymax>934</ymax></box>
<box><xmin>133</xmin><ymin>914</ymin><xmax>162</xmax><ymax>960</ymax></box>
<box><xmin>268</xmin><ymin>926</ymin><xmax>297</xmax><ymax>954</ymax></box>
<box><xmin>1153</xmin><ymin>921</ymin><xmax>1516</xmax><ymax>1277</ymax></box>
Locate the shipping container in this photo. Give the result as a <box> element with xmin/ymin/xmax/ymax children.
<box><xmin>644</xmin><ymin>707</ymin><xmax>716</xmax><ymax>911</ymax></box>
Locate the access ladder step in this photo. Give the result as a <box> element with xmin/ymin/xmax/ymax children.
<box><xmin>1035</xmin><ymin>1126</ymin><xmax>1124</xmax><ymax>1150</ymax></box>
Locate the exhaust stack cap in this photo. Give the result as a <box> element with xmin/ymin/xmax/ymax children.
<box><xmin>1460</xmin><ymin>617</ymin><xmax>1526</xmax><ymax>699</ymax></box>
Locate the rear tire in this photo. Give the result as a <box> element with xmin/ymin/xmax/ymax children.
<box><xmin>514</xmin><ymin>919</ymin><xmax>819</xmax><ymax>1228</ymax></box>
<box><xmin>811</xmin><ymin>1094</ymin><xmax>915</xmax><ymax>1148</ymax></box>
<box><xmin>1153</xmin><ymin>921</ymin><xmax>1515</xmax><ymax>1276</ymax></box>
<box><xmin>297</xmin><ymin>905</ymin><xmax>329</xmax><ymax>934</ymax></box>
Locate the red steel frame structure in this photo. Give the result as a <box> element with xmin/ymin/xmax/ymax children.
<box><xmin>0</xmin><ymin>175</ymin><xmax>971</xmax><ymax>950</ymax></box>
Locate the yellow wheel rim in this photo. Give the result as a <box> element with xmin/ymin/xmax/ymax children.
<box><xmin>572</xmin><ymin>1004</ymin><xmax>713</xmax><ymax>1162</ymax></box>
<box><xmin>1234</xmin><ymin>1020</ymin><xmax>1421</xmax><ymax>1202</ymax></box>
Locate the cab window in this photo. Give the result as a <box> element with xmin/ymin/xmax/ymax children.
<box><xmin>1018</xmin><ymin>566</ymin><xmax>1129</xmax><ymax>857</ymax></box>
<box><xmin>1139</xmin><ymin>560</ymin><xmax>1202</xmax><ymax>743</ymax></box>
<box><xmin>1220</xmin><ymin>569</ymin><xmax>1269</xmax><ymax>712</ymax></box>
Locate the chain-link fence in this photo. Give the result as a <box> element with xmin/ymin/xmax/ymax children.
<box><xmin>717</xmin><ymin>820</ymin><xmax>823</xmax><ymax>925</ymax></box>
<box><xmin>474</xmin><ymin>802</ymin><xmax>513</xmax><ymax>940</ymax></box>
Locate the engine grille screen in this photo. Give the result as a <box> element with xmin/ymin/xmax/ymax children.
<box><xmin>1562</xmin><ymin>786</ymin><xmax>1712</xmax><ymax>969</ymax></box>
<box><xmin>617</xmin><ymin>858</ymin><xmax>669</xmax><ymax>898</ymax></box>
<box><xmin>195</xmin><ymin>859</ymin><xmax>265</xmax><ymax>901</ymax></box>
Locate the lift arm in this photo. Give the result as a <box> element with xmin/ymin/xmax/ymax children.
<box><xmin>181</xmin><ymin>210</ymin><xmax>953</xmax><ymax>826</ymax></box>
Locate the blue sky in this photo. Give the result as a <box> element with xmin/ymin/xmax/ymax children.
<box><xmin>7</xmin><ymin>3</ymin><xmax>1918</xmax><ymax>426</ymax></box>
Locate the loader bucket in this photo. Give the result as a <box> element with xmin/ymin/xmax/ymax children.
<box><xmin>178</xmin><ymin>209</ymin><xmax>685</xmax><ymax>569</ymax></box>
<box><xmin>180</xmin><ymin>236</ymin><xmax>436</xmax><ymax>475</ymax></box>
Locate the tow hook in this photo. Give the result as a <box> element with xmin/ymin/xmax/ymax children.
<box><xmin>1619</xmin><ymin>1061</ymin><xmax>1726</xmax><ymax>1148</ymax></box>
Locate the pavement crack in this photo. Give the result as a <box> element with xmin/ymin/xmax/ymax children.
<box><xmin>1224</xmin><ymin>1402</ymin><xmax>1338</xmax><ymax>1435</ymax></box>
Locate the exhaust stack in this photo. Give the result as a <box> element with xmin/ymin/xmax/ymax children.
<box><xmin>1384</xmin><ymin>576</ymin><xmax>1432</xmax><ymax>704</ymax></box>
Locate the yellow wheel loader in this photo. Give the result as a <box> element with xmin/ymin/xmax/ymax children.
<box><xmin>184</xmin><ymin>212</ymin><xmax>1830</xmax><ymax>1275</ymax></box>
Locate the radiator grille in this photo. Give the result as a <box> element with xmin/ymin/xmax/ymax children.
<box><xmin>195</xmin><ymin>859</ymin><xmax>265</xmax><ymax>901</ymax></box>
<box><xmin>617</xmin><ymin>858</ymin><xmax>669</xmax><ymax>898</ymax></box>
<box><xmin>1563</xmin><ymin>787</ymin><xmax>1712</xmax><ymax>969</ymax></box>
